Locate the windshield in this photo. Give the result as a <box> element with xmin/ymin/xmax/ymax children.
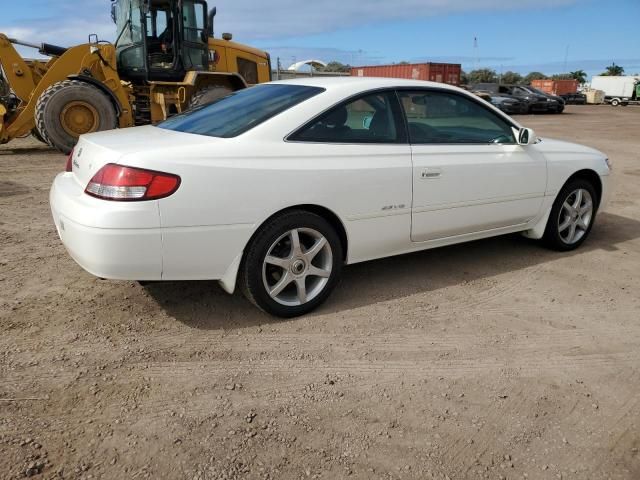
<box><xmin>159</xmin><ymin>84</ymin><xmax>325</xmax><ymax>138</ymax></box>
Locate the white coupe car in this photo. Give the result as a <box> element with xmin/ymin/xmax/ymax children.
<box><xmin>50</xmin><ymin>77</ymin><xmax>612</xmax><ymax>317</ymax></box>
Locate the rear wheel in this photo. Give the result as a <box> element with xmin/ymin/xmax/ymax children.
<box><xmin>239</xmin><ymin>211</ymin><xmax>343</xmax><ymax>318</ymax></box>
<box><xmin>543</xmin><ymin>178</ymin><xmax>598</xmax><ymax>251</ymax></box>
<box><xmin>610</xmin><ymin>98</ymin><xmax>620</xmax><ymax>106</ymax></box>
<box><xmin>35</xmin><ymin>80</ymin><xmax>117</xmax><ymax>154</ymax></box>
<box><xmin>189</xmin><ymin>86</ymin><xmax>233</xmax><ymax>108</ymax></box>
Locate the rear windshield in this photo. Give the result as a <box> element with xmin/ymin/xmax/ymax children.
<box><xmin>158</xmin><ymin>84</ymin><xmax>324</xmax><ymax>138</ymax></box>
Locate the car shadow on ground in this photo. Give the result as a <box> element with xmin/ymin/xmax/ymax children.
<box><xmin>143</xmin><ymin>212</ymin><xmax>640</xmax><ymax>330</ymax></box>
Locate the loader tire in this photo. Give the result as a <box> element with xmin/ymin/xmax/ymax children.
<box><xmin>35</xmin><ymin>80</ymin><xmax>117</xmax><ymax>154</ymax></box>
<box><xmin>189</xmin><ymin>86</ymin><xmax>233</xmax><ymax>109</ymax></box>
<box><xmin>31</xmin><ymin>129</ymin><xmax>46</xmax><ymax>144</ymax></box>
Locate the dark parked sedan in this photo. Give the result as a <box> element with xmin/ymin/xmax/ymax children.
<box><xmin>489</xmin><ymin>95</ymin><xmax>527</xmax><ymax>114</ymax></box>
<box><xmin>521</xmin><ymin>86</ymin><xmax>566</xmax><ymax>113</ymax></box>
<box><xmin>561</xmin><ymin>92</ymin><xmax>587</xmax><ymax>105</ymax></box>
<box><xmin>472</xmin><ymin>83</ymin><xmax>561</xmax><ymax>114</ymax></box>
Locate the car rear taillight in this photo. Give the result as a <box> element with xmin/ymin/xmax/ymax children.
<box><xmin>85</xmin><ymin>164</ymin><xmax>181</xmax><ymax>201</ymax></box>
<box><xmin>65</xmin><ymin>149</ymin><xmax>74</xmax><ymax>172</ymax></box>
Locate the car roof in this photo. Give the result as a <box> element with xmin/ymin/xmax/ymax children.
<box><xmin>269</xmin><ymin>76</ymin><xmax>463</xmax><ymax>94</ymax></box>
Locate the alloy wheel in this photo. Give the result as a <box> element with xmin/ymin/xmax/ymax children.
<box><xmin>262</xmin><ymin>228</ymin><xmax>333</xmax><ymax>307</ymax></box>
<box><xmin>557</xmin><ymin>188</ymin><xmax>594</xmax><ymax>245</ymax></box>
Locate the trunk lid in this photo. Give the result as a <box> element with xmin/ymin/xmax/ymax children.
<box><xmin>70</xmin><ymin>125</ymin><xmax>220</xmax><ymax>187</ymax></box>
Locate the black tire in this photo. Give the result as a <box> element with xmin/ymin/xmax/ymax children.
<box><xmin>239</xmin><ymin>210</ymin><xmax>343</xmax><ymax>318</ymax></box>
<box><xmin>31</xmin><ymin>129</ymin><xmax>46</xmax><ymax>144</ymax></box>
<box><xmin>610</xmin><ymin>99</ymin><xmax>620</xmax><ymax>107</ymax></box>
<box><xmin>542</xmin><ymin>178</ymin><xmax>599</xmax><ymax>251</ymax></box>
<box><xmin>189</xmin><ymin>86</ymin><xmax>233</xmax><ymax>108</ymax></box>
<box><xmin>35</xmin><ymin>80</ymin><xmax>118</xmax><ymax>154</ymax></box>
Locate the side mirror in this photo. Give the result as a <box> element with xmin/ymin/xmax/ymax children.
<box><xmin>518</xmin><ymin>127</ymin><xmax>537</xmax><ymax>145</ymax></box>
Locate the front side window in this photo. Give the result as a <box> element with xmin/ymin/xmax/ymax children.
<box><xmin>398</xmin><ymin>90</ymin><xmax>516</xmax><ymax>144</ymax></box>
<box><xmin>291</xmin><ymin>91</ymin><xmax>402</xmax><ymax>143</ymax></box>
<box><xmin>182</xmin><ymin>0</ymin><xmax>206</xmax><ymax>43</ymax></box>
<box><xmin>182</xmin><ymin>0</ymin><xmax>207</xmax><ymax>69</ymax></box>
<box><xmin>158</xmin><ymin>84</ymin><xmax>324</xmax><ymax>138</ymax></box>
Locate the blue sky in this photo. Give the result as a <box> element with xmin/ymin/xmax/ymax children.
<box><xmin>3</xmin><ymin>0</ymin><xmax>639</xmax><ymax>78</ymax></box>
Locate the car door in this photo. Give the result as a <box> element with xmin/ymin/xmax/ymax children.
<box><xmin>287</xmin><ymin>89</ymin><xmax>412</xmax><ymax>263</ymax></box>
<box><xmin>397</xmin><ymin>89</ymin><xmax>547</xmax><ymax>243</ymax></box>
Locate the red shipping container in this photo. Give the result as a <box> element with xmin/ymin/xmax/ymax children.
<box><xmin>531</xmin><ymin>79</ymin><xmax>578</xmax><ymax>95</ymax></box>
<box><xmin>351</xmin><ymin>63</ymin><xmax>462</xmax><ymax>86</ymax></box>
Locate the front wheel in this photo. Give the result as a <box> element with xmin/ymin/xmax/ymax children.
<box><xmin>239</xmin><ymin>211</ymin><xmax>343</xmax><ymax>317</ymax></box>
<box><xmin>542</xmin><ymin>179</ymin><xmax>598</xmax><ymax>251</ymax></box>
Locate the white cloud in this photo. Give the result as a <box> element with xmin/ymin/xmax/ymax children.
<box><xmin>212</xmin><ymin>0</ymin><xmax>580</xmax><ymax>39</ymax></box>
<box><xmin>3</xmin><ymin>0</ymin><xmax>581</xmax><ymax>47</ymax></box>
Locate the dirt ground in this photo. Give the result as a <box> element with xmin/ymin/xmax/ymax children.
<box><xmin>1</xmin><ymin>105</ymin><xmax>639</xmax><ymax>480</ymax></box>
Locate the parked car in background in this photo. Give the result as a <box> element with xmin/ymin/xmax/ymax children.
<box><xmin>472</xmin><ymin>83</ymin><xmax>561</xmax><ymax>113</ymax></box>
<box><xmin>520</xmin><ymin>86</ymin><xmax>565</xmax><ymax>113</ymax></box>
<box><xmin>488</xmin><ymin>95</ymin><xmax>527</xmax><ymax>114</ymax></box>
<box><xmin>561</xmin><ymin>92</ymin><xmax>587</xmax><ymax>105</ymax></box>
<box><xmin>50</xmin><ymin>77</ymin><xmax>612</xmax><ymax>317</ymax></box>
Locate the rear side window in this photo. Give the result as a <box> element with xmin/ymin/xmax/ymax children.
<box><xmin>290</xmin><ymin>91</ymin><xmax>404</xmax><ymax>143</ymax></box>
<box><xmin>398</xmin><ymin>90</ymin><xmax>516</xmax><ymax>144</ymax></box>
<box><xmin>237</xmin><ymin>58</ymin><xmax>259</xmax><ymax>84</ymax></box>
<box><xmin>158</xmin><ymin>84</ymin><xmax>324</xmax><ymax>138</ymax></box>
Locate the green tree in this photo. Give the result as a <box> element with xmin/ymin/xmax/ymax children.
<box><xmin>467</xmin><ymin>68</ymin><xmax>498</xmax><ymax>84</ymax></box>
<box><xmin>460</xmin><ymin>70</ymin><xmax>470</xmax><ymax>85</ymax></box>
<box><xmin>602</xmin><ymin>62</ymin><xmax>625</xmax><ymax>76</ymax></box>
<box><xmin>569</xmin><ymin>70</ymin><xmax>587</xmax><ymax>84</ymax></box>
<box><xmin>551</xmin><ymin>73</ymin><xmax>573</xmax><ymax>80</ymax></box>
<box><xmin>318</xmin><ymin>61</ymin><xmax>351</xmax><ymax>73</ymax></box>
<box><xmin>500</xmin><ymin>71</ymin><xmax>523</xmax><ymax>84</ymax></box>
<box><xmin>522</xmin><ymin>71</ymin><xmax>548</xmax><ymax>84</ymax></box>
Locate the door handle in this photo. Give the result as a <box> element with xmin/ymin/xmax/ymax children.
<box><xmin>420</xmin><ymin>168</ymin><xmax>442</xmax><ymax>179</ymax></box>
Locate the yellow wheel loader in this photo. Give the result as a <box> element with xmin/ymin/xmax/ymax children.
<box><xmin>0</xmin><ymin>0</ymin><xmax>272</xmax><ymax>154</ymax></box>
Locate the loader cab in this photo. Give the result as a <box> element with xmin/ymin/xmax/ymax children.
<box><xmin>112</xmin><ymin>0</ymin><xmax>209</xmax><ymax>83</ymax></box>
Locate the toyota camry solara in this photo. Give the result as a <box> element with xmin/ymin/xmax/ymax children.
<box><xmin>50</xmin><ymin>77</ymin><xmax>612</xmax><ymax>317</ymax></box>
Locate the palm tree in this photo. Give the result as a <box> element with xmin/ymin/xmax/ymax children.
<box><xmin>569</xmin><ymin>70</ymin><xmax>587</xmax><ymax>84</ymax></box>
<box><xmin>602</xmin><ymin>63</ymin><xmax>625</xmax><ymax>76</ymax></box>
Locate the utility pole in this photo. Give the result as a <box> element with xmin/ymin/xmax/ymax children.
<box><xmin>473</xmin><ymin>36</ymin><xmax>479</xmax><ymax>71</ymax></box>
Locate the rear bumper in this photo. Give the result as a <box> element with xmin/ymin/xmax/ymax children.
<box><xmin>50</xmin><ymin>172</ymin><xmax>253</xmax><ymax>284</ymax></box>
<box><xmin>50</xmin><ymin>173</ymin><xmax>163</xmax><ymax>280</ymax></box>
